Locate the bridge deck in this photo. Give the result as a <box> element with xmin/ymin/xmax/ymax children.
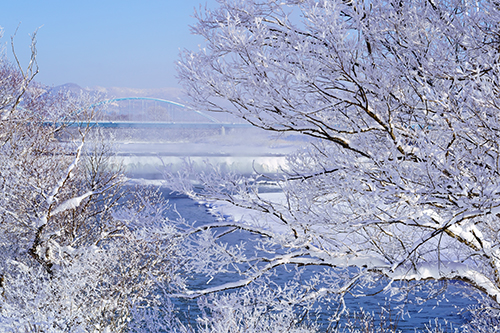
<box><xmin>45</xmin><ymin>121</ymin><xmax>252</xmax><ymax>129</ymax></box>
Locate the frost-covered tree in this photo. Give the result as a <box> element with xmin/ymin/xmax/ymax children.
<box><xmin>172</xmin><ymin>0</ymin><xmax>500</xmax><ymax>328</ymax></box>
<box><xmin>0</xmin><ymin>30</ymin><xmax>186</xmax><ymax>332</ymax></box>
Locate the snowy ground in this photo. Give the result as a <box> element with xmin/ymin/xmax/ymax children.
<box><xmin>202</xmin><ymin>192</ymin><xmax>287</xmax><ymax>232</ymax></box>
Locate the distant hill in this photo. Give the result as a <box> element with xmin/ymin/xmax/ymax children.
<box><xmin>50</xmin><ymin>83</ymin><xmax>88</xmax><ymax>95</ymax></box>
<box><xmin>49</xmin><ymin>84</ymin><xmax>185</xmax><ymax>101</ymax></box>
<box><xmin>91</xmin><ymin>86</ymin><xmax>186</xmax><ymax>102</ymax></box>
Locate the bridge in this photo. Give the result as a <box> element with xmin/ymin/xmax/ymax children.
<box><xmin>57</xmin><ymin>97</ymin><xmax>251</xmax><ymax>135</ymax></box>
<box><xmin>45</xmin><ymin>96</ymin><xmax>302</xmax><ymax>176</ymax></box>
<box><xmin>95</xmin><ymin>97</ymin><xmax>221</xmax><ymax>123</ymax></box>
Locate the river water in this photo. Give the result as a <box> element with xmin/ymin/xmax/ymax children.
<box><xmin>128</xmin><ymin>182</ymin><xmax>476</xmax><ymax>332</ymax></box>
<box><xmin>120</xmin><ymin>127</ymin><xmax>477</xmax><ymax>331</ymax></box>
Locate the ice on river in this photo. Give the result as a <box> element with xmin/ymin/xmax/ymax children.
<box><xmin>113</xmin><ymin>126</ymin><xmax>307</xmax><ymax>176</ymax></box>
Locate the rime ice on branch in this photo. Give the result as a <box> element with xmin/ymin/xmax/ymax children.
<box><xmin>171</xmin><ymin>0</ymin><xmax>500</xmax><ymax>327</ymax></box>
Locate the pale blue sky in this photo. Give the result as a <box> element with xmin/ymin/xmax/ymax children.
<box><xmin>0</xmin><ymin>0</ymin><xmax>218</xmax><ymax>89</ymax></box>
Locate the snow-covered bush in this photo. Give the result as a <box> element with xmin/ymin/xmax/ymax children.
<box><xmin>0</xmin><ymin>31</ymin><xmax>185</xmax><ymax>332</ymax></box>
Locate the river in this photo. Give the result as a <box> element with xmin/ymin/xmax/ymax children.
<box><xmin>119</xmin><ymin>127</ymin><xmax>477</xmax><ymax>331</ymax></box>
<box><xmin>125</xmin><ymin>180</ymin><xmax>476</xmax><ymax>332</ymax></box>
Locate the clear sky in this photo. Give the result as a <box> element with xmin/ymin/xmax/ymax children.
<box><xmin>0</xmin><ymin>0</ymin><xmax>218</xmax><ymax>89</ymax></box>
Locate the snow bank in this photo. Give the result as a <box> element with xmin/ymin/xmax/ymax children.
<box><xmin>202</xmin><ymin>192</ymin><xmax>290</xmax><ymax>234</ymax></box>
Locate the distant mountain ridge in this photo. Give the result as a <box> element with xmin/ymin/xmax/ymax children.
<box><xmin>50</xmin><ymin>83</ymin><xmax>87</xmax><ymax>95</ymax></box>
<box><xmin>92</xmin><ymin>86</ymin><xmax>186</xmax><ymax>102</ymax></box>
<box><xmin>50</xmin><ymin>83</ymin><xmax>186</xmax><ymax>102</ymax></box>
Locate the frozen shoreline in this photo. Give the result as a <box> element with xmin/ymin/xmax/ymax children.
<box><xmin>112</xmin><ymin>126</ymin><xmax>306</xmax><ymax>176</ymax></box>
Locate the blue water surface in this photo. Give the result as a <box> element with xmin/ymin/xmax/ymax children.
<box><xmin>147</xmin><ymin>186</ymin><xmax>479</xmax><ymax>332</ymax></box>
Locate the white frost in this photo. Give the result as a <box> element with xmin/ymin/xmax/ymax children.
<box><xmin>51</xmin><ymin>191</ymin><xmax>94</xmax><ymax>215</ymax></box>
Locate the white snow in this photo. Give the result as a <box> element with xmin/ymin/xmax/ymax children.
<box><xmin>204</xmin><ymin>192</ymin><xmax>290</xmax><ymax>234</ymax></box>
<box><xmin>51</xmin><ymin>191</ymin><xmax>94</xmax><ymax>215</ymax></box>
<box><xmin>202</xmin><ymin>192</ymin><xmax>500</xmax><ymax>302</ymax></box>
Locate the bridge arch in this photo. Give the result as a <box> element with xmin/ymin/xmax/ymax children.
<box><xmin>97</xmin><ymin>97</ymin><xmax>220</xmax><ymax>123</ymax></box>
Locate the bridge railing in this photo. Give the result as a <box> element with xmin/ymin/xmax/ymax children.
<box><xmin>92</xmin><ymin>97</ymin><xmax>224</xmax><ymax>123</ymax></box>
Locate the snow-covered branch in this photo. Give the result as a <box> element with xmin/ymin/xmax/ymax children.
<box><xmin>173</xmin><ymin>0</ymin><xmax>500</xmax><ymax>328</ymax></box>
